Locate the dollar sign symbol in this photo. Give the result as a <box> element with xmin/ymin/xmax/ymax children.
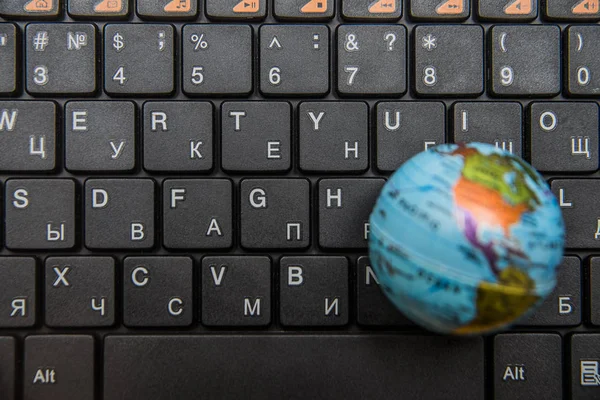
<box><xmin>113</xmin><ymin>32</ymin><xmax>124</xmax><ymax>52</ymax></box>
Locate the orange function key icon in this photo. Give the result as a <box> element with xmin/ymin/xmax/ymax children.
<box><xmin>503</xmin><ymin>0</ymin><xmax>532</xmax><ymax>14</ymax></box>
<box><xmin>94</xmin><ymin>0</ymin><xmax>124</xmax><ymax>13</ymax></box>
<box><xmin>572</xmin><ymin>0</ymin><xmax>599</xmax><ymax>14</ymax></box>
<box><xmin>164</xmin><ymin>0</ymin><xmax>191</xmax><ymax>12</ymax></box>
<box><xmin>24</xmin><ymin>0</ymin><xmax>53</xmax><ymax>12</ymax></box>
<box><xmin>368</xmin><ymin>0</ymin><xmax>396</xmax><ymax>13</ymax></box>
<box><xmin>301</xmin><ymin>0</ymin><xmax>327</xmax><ymax>13</ymax></box>
<box><xmin>233</xmin><ymin>0</ymin><xmax>260</xmax><ymax>13</ymax></box>
<box><xmin>435</xmin><ymin>0</ymin><xmax>464</xmax><ymax>14</ymax></box>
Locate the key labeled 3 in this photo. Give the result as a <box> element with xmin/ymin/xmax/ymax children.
<box><xmin>26</xmin><ymin>24</ymin><xmax>96</xmax><ymax>95</ymax></box>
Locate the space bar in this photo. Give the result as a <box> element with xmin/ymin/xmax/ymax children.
<box><xmin>104</xmin><ymin>335</ymin><xmax>484</xmax><ymax>400</ymax></box>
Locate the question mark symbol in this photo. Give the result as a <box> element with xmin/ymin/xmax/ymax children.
<box><xmin>384</xmin><ymin>32</ymin><xmax>397</xmax><ymax>52</ymax></box>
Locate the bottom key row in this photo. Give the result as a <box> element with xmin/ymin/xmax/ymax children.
<box><xmin>0</xmin><ymin>334</ymin><xmax>598</xmax><ymax>400</ymax></box>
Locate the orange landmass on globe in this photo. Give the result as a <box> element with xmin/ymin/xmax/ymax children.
<box><xmin>454</xmin><ymin>178</ymin><xmax>529</xmax><ymax>236</ymax></box>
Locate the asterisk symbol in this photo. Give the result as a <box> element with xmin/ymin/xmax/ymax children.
<box><xmin>422</xmin><ymin>34</ymin><xmax>437</xmax><ymax>51</ymax></box>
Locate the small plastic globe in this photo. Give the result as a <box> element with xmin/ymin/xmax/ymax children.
<box><xmin>369</xmin><ymin>143</ymin><xmax>565</xmax><ymax>335</ymax></box>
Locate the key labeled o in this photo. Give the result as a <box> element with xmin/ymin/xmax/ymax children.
<box><xmin>539</xmin><ymin>111</ymin><xmax>557</xmax><ymax>132</ymax></box>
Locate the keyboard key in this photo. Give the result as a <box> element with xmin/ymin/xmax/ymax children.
<box><xmin>143</xmin><ymin>101</ymin><xmax>213</xmax><ymax>172</ymax></box>
<box><xmin>411</xmin><ymin>0</ymin><xmax>469</xmax><ymax>20</ymax></box>
<box><xmin>567</xmin><ymin>26</ymin><xmax>600</xmax><ymax>96</ymax></box>
<box><xmin>105</xmin><ymin>335</ymin><xmax>484</xmax><ymax>399</ymax></box>
<box><xmin>85</xmin><ymin>179</ymin><xmax>155</xmax><ymax>249</ymax></box>
<box><xmin>0</xmin><ymin>258</ymin><xmax>36</xmax><ymax>328</ymax></box>
<box><xmin>452</xmin><ymin>102</ymin><xmax>522</xmax><ymax>156</ymax></box>
<box><xmin>494</xmin><ymin>334</ymin><xmax>562</xmax><ymax>400</ymax></box>
<box><xmin>376</xmin><ymin>101</ymin><xmax>445</xmax><ymax>172</ymax></box>
<box><xmin>163</xmin><ymin>179</ymin><xmax>232</xmax><ymax>249</ymax></box>
<box><xmin>357</xmin><ymin>256</ymin><xmax>413</xmax><ymax>326</ymax></box>
<box><xmin>65</xmin><ymin>101</ymin><xmax>136</xmax><ymax>172</ymax></box>
<box><xmin>522</xmin><ymin>257</ymin><xmax>581</xmax><ymax>326</ymax></box>
<box><xmin>546</xmin><ymin>0</ymin><xmax>600</xmax><ymax>20</ymax></box>
<box><xmin>490</xmin><ymin>25</ymin><xmax>561</xmax><ymax>97</ymax></box>
<box><xmin>478</xmin><ymin>0</ymin><xmax>537</xmax><ymax>20</ymax></box>
<box><xmin>104</xmin><ymin>24</ymin><xmax>174</xmax><ymax>95</ymax></box>
<box><xmin>550</xmin><ymin>179</ymin><xmax>600</xmax><ymax>249</ymax></box>
<box><xmin>5</xmin><ymin>179</ymin><xmax>75</xmax><ymax>249</ymax></box>
<box><xmin>0</xmin><ymin>24</ymin><xmax>17</xmax><ymax>95</ymax></box>
<box><xmin>206</xmin><ymin>0</ymin><xmax>266</xmax><ymax>19</ymax></box>
<box><xmin>337</xmin><ymin>25</ymin><xmax>406</xmax><ymax>95</ymax></box>
<box><xmin>24</xmin><ymin>335</ymin><xmax>94</xmax><ymax>400</ymax></box>
<box><xmin>45</xmin><ymin>257</ymin><xmax>115</xmax><ymax>327</ymax></box>
<box><xmin>201</xmin><ymin>256</ymin><xmax>271</xmax><ymax>326</ymax></box>
<box><xmin>0</xmin><ymin>337</ymin><xmax>15</xmax><ymax>400</ymax></box>
<box><xmin>0</xmin><ymin>0</ymin><xmax>60</xmax><ymax>18</ymax></box>
<box><xmin>0</xmin><ymin>101</ymin><xmax>56</xmax><ymax>171</ymax></box>
<box><xmin>68</xmin><ymin>0</ymin><xmax>129</xmax><ymax>18</ymax></box>
<box><xmin>590</xmin><ymin>258</ymin><xmax>600</xmax><ymax>325</ymax></box>
<box><xmin>123</xmin><ymin>257</ymin><xmax>193</xmax><ymax>327</ymax></box>
<box><xmin>240</xmin><ymin>179</ymin><xmax>310</xmax><ymax>249</ymax></box>
<box><xmin>260</xmin><ymin>25</ymin><xmax>329</xmax><ymax>96</ymax></box>
<box><xmin>26</xmin><ymin>24</ymin><xmax>96</xmax><ymax>95</ymax></box>
<box><xmin>414</xmin><ymin>25</ymin><xmax>484</xmax><ymax>96</ymax></box>
<box><xmin>280</xmin><ymin>256</ymin><xmax>349</xmax><ymax>326</ymax></box>
<box><xmin>137</xmin><ymin>0</ymin><xmax>198</xmax><ymax>19</ymax></box>
<box><xmin>299</xmin><ymin>102</ymin><xmax>368</xmax><ymax>172</ymax></box>
<box><xmin>530</xmin><ymin>102</ymin><xmax>599</xmax><ymax>172</ymax></box>
<box><xmin>342</xmin><ymin>0</ymin><xmax>402</xmax><ymax>20</ymax></box>
<box><xmin>183</xmin><ymin>25</ymin><xmax>252</xmax><ymax>96</ymax></box>
<box><xmin>571</xmin><ymin>334</ymin><xmax>600</xmax><ymax>399</ymax></box>
<box><xmin>274</xmin><ymin>0</ymin><xmax>334</xmax><ymax>20</ymax></box>
<box><xmin>222</xmin><ymin>102</ymin><xmax>291</xmax><ymax>172</ymax></box>
<box><xmin>319</xmin><ymin>179</ymin><xmax>385</xmax><ymax>248</ymax></box>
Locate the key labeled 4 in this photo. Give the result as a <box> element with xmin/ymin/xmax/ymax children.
<box><xmin>436</xmin><ymin>0</ymin><xmax>464</xmax><ymax>14</ymax></box>
<box><xmin>24</xmin><ymin>0</ymin><xmax>53</xmax><ymax>11</ymax></box>
<box><xmin>369</xmin><ymin>0</ymin><xmax>396</xmax><ymax>13</ymax></box>
<box><xmin>301</xmin><ymin>0</ymin><xmax>327</xmax><ymax>13</ymax></box>
<box><xmin>504</xmin><ymin>0</ymin><xmax>532</xmax><ymax>14</ymax></box>
<box><xmin>233</xmin><ymin>0</ymin><xmax>260</xmax><ymax>12</ymax></box>
<box><xmin>573</xmin><ymin>0</ymin><xmax>599</xmax><ymax>14</ymax></box>
<box><xmin>94</xmin><ymin>0</ymin><xmax>123</xmax><ymax>12</ymax></box>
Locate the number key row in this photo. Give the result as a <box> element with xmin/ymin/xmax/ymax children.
<box><xmin>3</xmin><ymin>22</ymin><xmax>600</xmax><ymax>97</ymax></box>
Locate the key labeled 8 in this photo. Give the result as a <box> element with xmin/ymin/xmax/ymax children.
<box><xmin>423</xmin><ymin>66</ymin><xmax>436</xmax><ymax>86</ymax></box>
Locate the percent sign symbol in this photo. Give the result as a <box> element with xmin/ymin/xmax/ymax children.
<box><xmin>190</xmin><ymin>34</ymin><xmax>208</xmax><ymax>51</ymax></box>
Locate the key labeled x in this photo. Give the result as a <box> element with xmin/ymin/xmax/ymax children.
<box><xmin>53</xmin><ymin>267</ymin><xmax>71</xmax><ymax>287</ymax></box>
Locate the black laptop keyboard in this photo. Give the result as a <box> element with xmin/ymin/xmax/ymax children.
<box><xmin>0</xmin><ymin>0</ymin><xmax>599</xmax><ymax>399</ymax></box>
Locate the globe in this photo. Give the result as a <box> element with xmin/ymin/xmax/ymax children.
<box><xmin>369</xmin><ymin>142</ymin><xmax>565</xmax><ymax>335</ymax></box>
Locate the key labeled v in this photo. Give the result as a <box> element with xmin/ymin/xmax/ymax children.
<box><xmin>210</xmin><ymin>265</ymin><xmax>227</xmax><ymax>286</ymax></box>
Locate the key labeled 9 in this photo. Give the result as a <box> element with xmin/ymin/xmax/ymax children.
<box><xmin>500</xmin><ymin>65</ymin><xmax>514</xmax><ymax>86</ymax></box>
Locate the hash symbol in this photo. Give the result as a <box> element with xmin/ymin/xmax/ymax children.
<box><xmin>33</xmin><ymin>31</ymin><xmax>49</xmax><ymax>51</ymax></box>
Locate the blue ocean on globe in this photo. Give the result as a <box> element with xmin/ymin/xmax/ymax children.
<box><xmin>369</xmin><ymin>142</ymin><xmax>565</xmax><ymax>334</ymax></box>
